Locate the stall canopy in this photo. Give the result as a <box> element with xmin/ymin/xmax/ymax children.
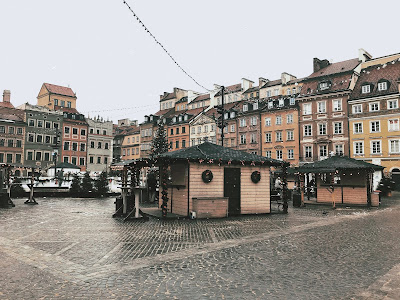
<box><xmin>157</xmin><ymin>142</ymin><xmax>287</xmax><ymax>167</ymax></box>
<box><xmin>297</xmin><ymin>156</ymin><xmax>384</xmax><ymax>173</ymax></box>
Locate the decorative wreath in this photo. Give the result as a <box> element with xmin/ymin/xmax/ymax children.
<box><xmin>202</xmin><ymin>170</ymin><xmax>213</xmax><ymax>183</ymax></box>
<box><xmin>251</xmin><ymin>171</ymin><xmax>261</xmax><ymax>183</ymax></box>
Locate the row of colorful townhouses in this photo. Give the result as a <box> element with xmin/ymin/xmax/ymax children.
<box><xmin>0</xmin><ymin>83</ymin><xmax>113</xmax><ymax>175</ymax></box>
<box><xmin>115</xmin><ymin>49</ymin><xmax>400</xmax><ymax>182</ymax></box>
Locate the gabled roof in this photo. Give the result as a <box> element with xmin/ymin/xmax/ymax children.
<box><xmin>350</xmin><ymin>58</ymin><xmax>400</xmax><ymax>100</ymax></box>
<box><xmin>243</xmin><ymin>86</ymin><xmax>259</xmax><ymax>94</ymax></box>
<box><xmin>160</xmin><ymin>92</ymin><xmax>175</xmax><ymax>101</ymax></box>
<box><xmin>306</xmin><ymin>58</ymin><xmax>360</xmax><ymax>80</ymax></box>
<box><xmin>191</xmin><ymin>94</ymin><xmax>210</xmax><ymax>103</ymax></box>
<box><xmin>43</xmin><ymin>83</ymin><xmax>76</xmax><ymax>97</ymax></box>
<box><xmin>215</xmin><ymin>83</ymin><xmax>242</xmax><ymax>97</ymax></box>
<box><xmin>299</xmin><ymin>73</ymin><xmax>354</xmax><ymax>97</ymax></box>
<box><xmin>158</xmin><ymin>142</ymin><xmax>287</xmax><ymax>166</ymax></box>
<box><xmin>261</xmin><ymin>79</ymin><xmax>281</xmax><ymax>88</ymax></box>
<box><xmin>297</xmin><ymin>156</ymin><xmax>384</xmax><ymax>173</ymax></box>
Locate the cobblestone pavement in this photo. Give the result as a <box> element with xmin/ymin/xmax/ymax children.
<box><xmin>1</xmin><ymin>194</ymin><xmax>400</xmax><ymax>299</ymax></box>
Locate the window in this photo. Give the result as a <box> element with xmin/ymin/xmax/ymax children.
<box><xmin>64</xmin><ymin>142</ymin><xmax>70</xmax><ymax>150</ymax></box>
<box><xmin>250</xmin><ymin>116</ymin><xmax>257</xmax><ymax>126</ymax></box>
<box><xmin>182</xmin><ymin>127</ymin><xmax>186</xmax><ymax>134</ymax></box>
<box><xmin>15</xmin><ymin>154</ymin><xmax>21</xmax><ymax>164</ymax></box>
<box><xmin>286</xmin><ymin>114</ymin><xmax>293</xmax><ymax>124</ymax></box>
<box><xmin>378</xmin><ymin>81</ymin><xmax>387</xmax><ymax>91</ymax></box>
<box><xmin>230</xmin><ymin>124</ymin><xmax>235</xmax><ymax>132</ymax></box>
<box><xmin>265</xmin><ymin>117</ymin><xmax>271</xmax><ymax>126</ymax></box>
<box><xmin>303</xmin><ymin>103</ymin><xmax>312</xmax><ymax>115</ymax></box>
<box><xmin>90</xmin><ymin>141</ymin><xmax>95</xmax><ymax>148</ymax></box>
<box><xmin>250</xmin><ymin>133</ymin><xmax>257</xmax><ymax>143</ymax></box>
<box><xmin>370</xmin><ymin>121</ymin><xmax>380</xmax><ymax>132</ymax></box>
<box><xmin>318</xmin><ymin>101</ymin><xmax>326</xmax><ymax>113</ymax></box>
<box><xmin>333</xmin><ymin>99</ymin><xmax>342</xmax><ymax>111</ymax></box>
<box><xmin>266</xmin><ymin>90</ymin><xmax>272</xmax><ymax>97</ymax></box>
<box><xmin>319</xmin><ymin>145</ymin><xmax>328</xmax><ymax>158</ymax></box>
<box><xmin>67</xmin><ymin>101</ymin><xmax>72</xmax><ymax>108</ymax></box>
<box><xmin>334</xmin><ymin>122</ymin><xmax>342</xmax><ymax>134</ymax></box>
<box><xmin>268</xmin><ymin>101</ymin><xmax>273</xmax><ymax>108</ymax></box>
<box><xmin>64</xmin><ymin>127</ymin><xmax>70</xmax><ymax>134</ymax></box>
<box><xmin>278</xmin><ymin>99</ymin><xmax>284</xmax><ymax>107</ymax></box>
<box><xmin>175</xmin><ymin>141</ymin><xmax>179</xmax><ymax>149</ymax></box>
<box><xmin>239</xmin><ymin>118</ymin><xmax>246</xmax><ymax>127</ymax></box>
<box><xmin>265</xmin><ymin>150</ymin><xmax>271</xmax><ymax>158</ymax></box>
<box><xmin>89</xmin><ymin>156</ymin><xmax>94</xmax><ymax>164</ymax></box>
<box><xmin>104</xmin><ymin>142</ymin><xmax>109</xmax><ymax>150</ymax></box>
<box><xmin>60</xmin><ymin>100</ymin><xmax>65</xmax><ymax>107</ymax></box>
<box><xmin>362</xmin><ymin>85</ymin><xmax>371</xmax><ymax>94</ymax></box>
<box><xmin>0</xmin><ymin>126</ymin><xmax>4</xmax><ymax>134</ymax></box>
<box><xmin>37</xmin><ymin>120</ymin><xmax>43</xmax><ymax>128</ymax></box>
<box><xmin>81</xmin><ymin>129</ymin><xmax>86</xmax><ymax>136</ymax></box>
<box><xmin>98</xmin><ymin>142</ymin><xmax>102</xmax><ymax>149</ymax></box>
<box><xmin>197</xmin><ymin>126</ymin><xmax>202</xmax><ymax>133</ymax></box>
<box><xmin>274</xmin><ymin>89</ymin><xmax>279</xmax><ymax>96</ymax></box>
<box><xmin>276</xmin><ymin>150</ymin><xmax>283</xmax><ymax>160</ymax></box>
<box><xmin>16</xmin><ymin>140</ymin><xmax>22</xmax><ymax>148</ymax></box>
<box><xmin>354</xmin><ymin>122</ymin><xmax>363</xmax><ymax>133</ymax></box>
<box><xmin>54</xmin><ymin>99</ymin><xmax>58</xmax><ymax>106</ymax></box>
<box><xmin>97</xmin><ymin>157</ymin><xmax>101</xmax><ymax>164</ymax></box>
<box><xmin>28</xmin><ymin>133</ymin><xmax>34</xmax><ymax>142</ymax></box>
<box><xmin>354</xmin><ymin>141</ymin><xmax>364</xmax><ymax>155</ymax></box>
<box><xmin>45</xmin><ymin>121</ymin><xmax>51</xmax><ymax>129</ymax></box>
<box><xmin>290</xmin><ymin>97</ymin><xmax>295</xmax><ymax>105</ymax></box>
<box><xmin>276</xmin><ymin>116</ymin><xmax>282</xmax><ymax>125</ymax></box>
<box><xmin>27</xmin><ymin>151</ymin><xmax>33</xmax><ymax>160</ymax></box>
<box><xmin>390</xmin><ymin>140</ymin><xmax>400</xmax><ymax>153</ymax></box>
<box><xmin>288</xmin><ymin>149</ymin><xmax>294</xmax><ymax>159</ymax></box>
<box><xmin>44</xmin><ymin>152</ymin><xmax>50</xmax><ymax>161</ymax></box>
<box><xmin>352</xmin><ymin>104</ymin><xmax>362</xmax><ymax>114</ymax></box>
<box><xmin>265</xmin><ymin>132</ymin><xmax>271</xmax><ymax>143</ymax></box>
<box><xmin>17</xmin><ymin>128</ymin><xmax>23</xmax><ymax>135</ymax></box>
<box><xmin>6</xmin><ymin>154</ymin><xmax>12</xmax><ymax>163</ymax></box>
<box><xmin>287</xmin><ymin>88</ymin><xmax>291</xmax><ymax>95</ymax></box>
<box><xmin>80</xmin><ymin>143</ymin><xmax>86</xmax><ymax>152</ymax></box>
<box><xmin>71</xmin><ymin>157</ymin><xmax>77</xmax><ymax>165</ymax></box>
<box><xmin>35</xmin><ymin>151</ymin><xmax>42</xmax><ymax>161</ymax></box>
<box><xmin>7</xmin><ymin>140</ymin><xmax>14</xmax><ymax>147</ymax></box>
<box><xmin>253</xmin><ymin>102</ymin><xmax>258</xmax><ymax>110</ymax></box>
<box><xmin>53</xmin><ymin>123</ymin><xmax>59</xmax><ymax>129</ymax></box>
<box><xmin>305</xmin><ymin>146</ymin><xmax>312</xmax><ymax>158</ymax></box>
<box><xmin>79</xmin><ymin>157</ymin><xmax>85</xmax><ymax>166</ymax></box>
<box><xmin>287</xmin><ymin>130</ymin><xmax>294</xmax><ymax>141</ymax></box>
<box><xmin>388</xmin><ymin>99</ymin><xmax>398</xmax><ymax>109</ymax></box>
<box><xmin>240</xmin><ymin>134</ymin><xmax>246</xmax><ymax>144</ymax></box>
<box><xmin>243</xmin><ymin>104</ymin><xmax>248</xmax><ymax>112</ymax></box>
<box><xmin>8</xmin><ymin>127</ymin><xmax>14</xmax><ymax>134</ymax></box>
<box><xmin>389</xmin><ymin>119</ymin><xmax>399</xmax><ymax>131</ymax></box>
<box><xmin>104</xmin><ymin>157</ymin><xmax>108</xmax><ymax>164</ymax></box>
<box><xmin>63</xmin><ymin>157</ymin><xmax>69</xmax><ymax>163</ymax></box>
<box><xmin>72</xmin><ymin>128</ymin><xmax>78</xmax><ymax>135</ymax></box>
<box><xmin>369</xmin><ymin>102</ymin><xmax>380</xmax><ymax>111</ymax></box>
<box><xmin>276</xmin><ymin>131</ymin><xmax>282</xmax><ymax>142</ymax></box>
<box><xmin>335</xmin><ymin>144</ymin><xmax>343</xmax><ymax>156</ymax></box>
<box><xmin>304</xmin><ymin>125</ymin><xmax>312</xmax><ymax>136</ymax></box>
<box><xmin>371</xmin><ymin>141</ymin><xmax>381</xmax><ymax>154</ymax></box>
<box><xmin>319</xmin><ymin>82</ymin><xmax>329</xmax><ymax>90</ymax></box>
<box><xmin>36</xmin><ymin>135</ymin><xmax>43</xmax><ymax>143</ymax></box>
<box><xmin>182</xmin><ymin>140</ymin><xmax>186</xmax><ymax>148</ymax></box>
<box><xmin>318</xmin><ymin>123</ymin><xmax>327</xmax><ymax>135</ymax></box>
<box><xmin>28</xmin><ymin>119</ymin><xmax>35</xmax><ymax>127</ymax></box>
<box><xmin>191</xmin><ymin>127</ymin><xmax>195</xmax><ymax>134</ymax></box>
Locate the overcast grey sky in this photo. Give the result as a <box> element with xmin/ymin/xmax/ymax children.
<box><xmin>1</xmin><ymin>0</ymin><xmax>398</xmax><ymax>123</ymax></box>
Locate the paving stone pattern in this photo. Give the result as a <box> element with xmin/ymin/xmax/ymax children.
<box><xmin>0</xmin><ymin>195</ymin><xmax>400</xmax><ymax>299</ymax></box>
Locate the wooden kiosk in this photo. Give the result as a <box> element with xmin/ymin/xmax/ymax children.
<box><xmin>297</xmin><ymin>156</ymin><xmax>384</xmax><ymax>207</ymax></box>
<box><xmin>156</xmin><ymin>142</ymin><xmax>288</xmax><ymax>218</ymax></box>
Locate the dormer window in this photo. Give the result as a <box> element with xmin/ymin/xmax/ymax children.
<box><xmin>150</xmin><ymin>116</ymin><xmax>153</xmax><ymax>121</ymax></box>
<box><xmin>319</xmin><ymin>82</ymin><xmax>330</xmax><ymax>90</ymax></box>
<box><xmin>268</xmin><ymin>101</ymin><xmax>273</xmax><ymax>109</ymax></box>
<box><xmin>266</xmin><ymin>90</ymin><xmax>272</xmax><ymax>97</ymax></box>
<box><xmin>178</xmin><ymin>116</ymin><xmax>182</xmax><ymax>122</ymax></box>
<box><xmin>243</xmin><ymin>104</ymin><xmax>248</xmax><ymax>112</ymax></box>
<box><xmin>361</xmin><ymin>84</ymin><xmax>371</xmax><ymax>94</ymax></box>
<box><xmin>231</xmin><ymin>111</ymin><xmax>236</xmax><ymax>118</ymax></box>
<box><xmin>184</xmin><ymin>115</ymin><xmax>188</xmax><ymax>121</ymax></box>
<box><xmin>224</xmin><ymin>112</ymin><xmax>229</xmax><ymax>119</ymax></box>
<box><xmin>378</xmin><ymin>81</ymin><xmax>388</xmax><ymax>91</ymax></box>
<box><xmin>253</xmin><ymin>102</ymin><xmax>258</xmax><ymax>110</ymax></box>
<box><xmin>172</xmin><ymin>117</ymin><xmax>177</xmax><ymax>123</ymax></box>
<box><xmin>290</xmin><ymin>98</ymin><xmax>295</xmax><ymax>105</ymax></box>
<box><xmin>278</xmin><ymin>99</ymin><xmax>284</xmax><ymax>107</ymax></box>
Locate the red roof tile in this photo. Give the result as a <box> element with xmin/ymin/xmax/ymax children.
<box><xmin>191</xmin><ymin>94</ymin><xmax>210</xmax><ymax>103</ymax></box>
<box><xmin>44</xmin><ymin>83</ymin><xmax>76</xmax><ymax>97</ymax></box>
<box><xmin>0</xmin><ymin>102</ymin><xmax>14</xmax><ymax>108</ymax></box>
<box><xmin>261</xmin><ymin>79</ymin><xmax>281</xmax><ymax>88</ymax></box>
<box><xmin>307</xmin><ymin>58</ymin><xmax>360</xmax><ymax>79</ymax></box>
<box><xmin>215</xmin><ymin>84</ymin><xmax>242</xmax><ymax>97</ymax></box>
<box><xmin>350</xmin><ymin>58</ymin><xmax>400</xmax><ymax>100</ymax></box>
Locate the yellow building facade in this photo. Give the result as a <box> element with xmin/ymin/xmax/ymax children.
<box><xmin>37</xmin><ymin>83</ymin><xmax>77</xmax><ymax>110</ymax></box>
<box><xmin>121</xmin><ymin>132</ymin><xmax>140</xmax><ymax>160</ymax></box>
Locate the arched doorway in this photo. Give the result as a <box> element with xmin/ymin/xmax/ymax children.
<box><xmin>391</xmin><ymin>168</ymin><xmax>400</xmax><ymax>190</ymax></box>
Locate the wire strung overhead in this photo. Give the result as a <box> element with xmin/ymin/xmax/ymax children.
<box><xmin>122</xmin><ymin>0</ymin><xmax>211</xmax><ymax>92</ymax></box>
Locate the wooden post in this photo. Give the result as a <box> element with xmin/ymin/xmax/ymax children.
<box><xmin>282</xmin><ymin>164</ymin><xmax>288</xmax><ymax>214</ymax></box>
<box><xmin>24</xmin><ymin>167</ymin><xmax>38</xmax><ymax>205</ymax></box>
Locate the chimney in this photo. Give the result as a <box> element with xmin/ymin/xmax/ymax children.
<box><xmin>358</xmin><ymin>48</ymin><xmax>372</xmax><ymax>62</ymax></box>
<box><xmin>313</xmin><ymin>58</ymin><xmax>330</xmax><ymax>73</ymax></box>
<box><xmin>3</xmin><ymin>90</ymin><xmax>11</xmax><ymax>103</ymax></box>
<box><xmin>259</xmin><ymin>77</ymin><xmax>269</xmax><ymax>87</ymax></box>
<box><xmin>242</xmin><ymin>78</ymin><xmax>254</xmax><ymax>92</ymax></box>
